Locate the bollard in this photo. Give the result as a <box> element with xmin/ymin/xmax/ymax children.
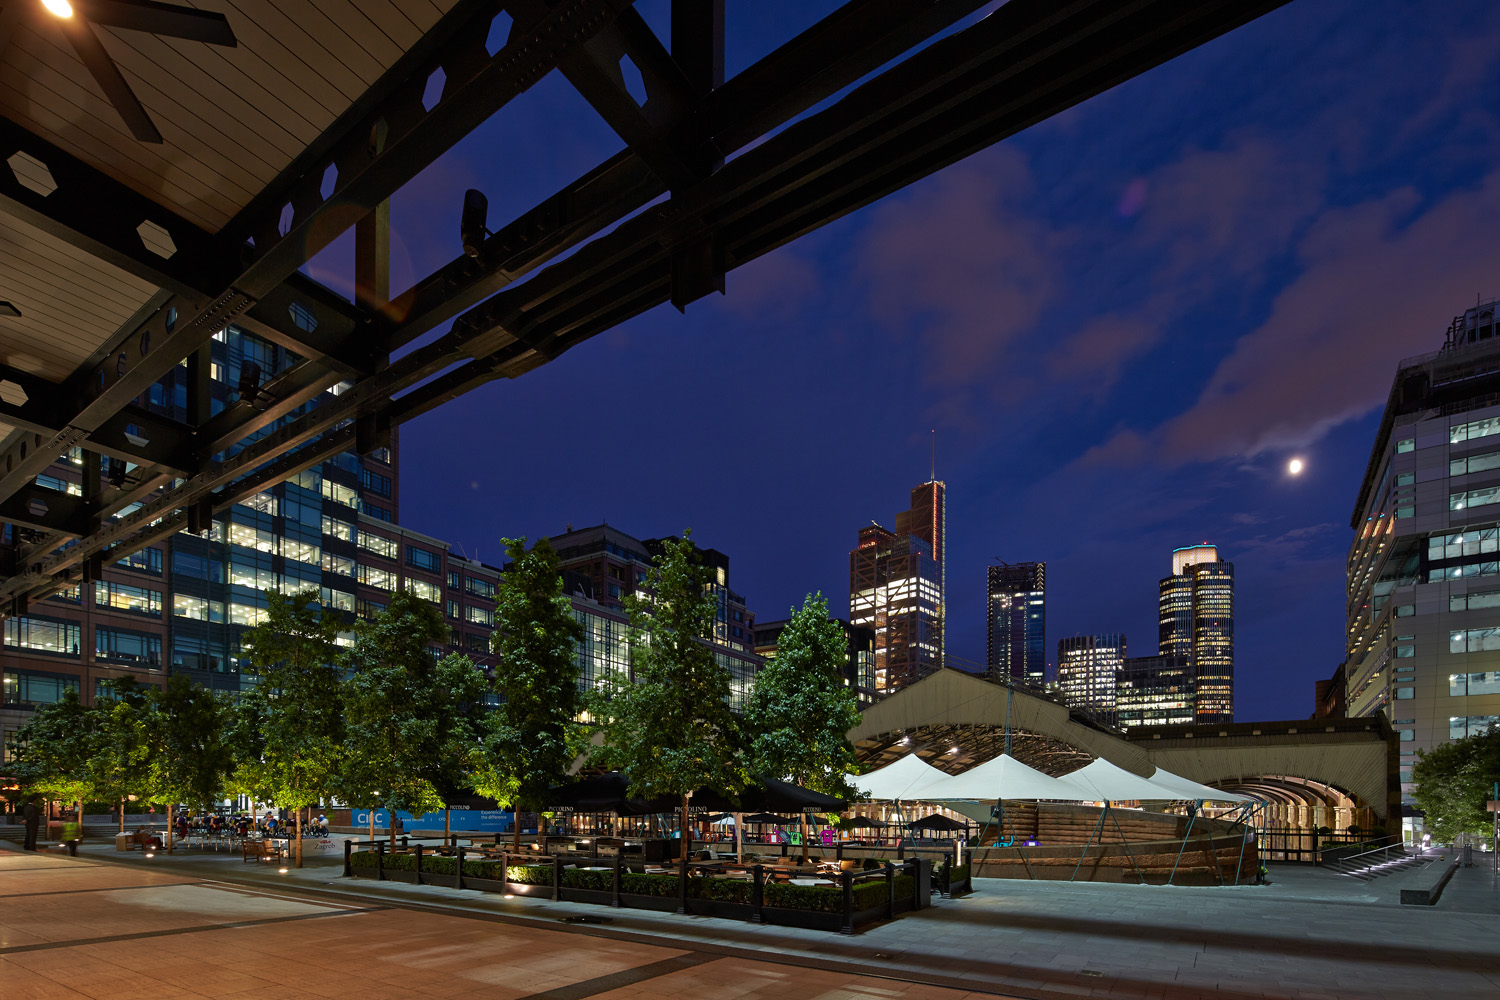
<box><xmin>612</xmin><ymin>855</ymin><xmax>622</xmax><ymax>908</ymax></box>
<box><xmin>376</xmin><ymin>842</ymin><xmax>385</xmax><ymax>881</ymax></box>
<box><xmin>344</xmin><ymin>839</ymin><xmax>352</xmax><ymax>878</ymax></box>
<box><xmin>415</xmin><ymin>844</ymin><xmax>424</xmax><ymax>886</ymax></box>
<box><xmin>885</xmin><ymin>861</ymin><xmax>896</xmax><ymax>918</ymax></box>
<box><xmin>677</xmin><ymin>855</ymin><xmax>689</xmax><ymax>914</ymax></box>
<box><xmin>457</xmin><ymin>846</ymin><xmax>466</xmax><ymax>891</ymax></box>
<box><xmin>552</xmin><ymin>855</ymin><xmax>563</xmax><ymax>901</ymax></box>
<box><xmin>751</xmin><ymin>865</ymin><xmax>765</xmax><ymax>923</ymax></box>
<box><xmin>840</xmin><ymin>870</ymin><xmax>854</xmax><ymax>934</ymax></box>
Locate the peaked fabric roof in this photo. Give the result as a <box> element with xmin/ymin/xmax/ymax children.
<box><xmin>850</xmin><ymin>753</ymin><xmax>951</xmax><ymax>800</ymax></box>
<box><xmin>1061</xmin><ymin>757</ymin><xmax>1183</xmax><ymax>801</ymax></box>
<box><xmin>923</xmin><ymin>754</ymin><xmax>1085</xmax><ymax>801</ymax></box>
<box><xmin>1146</xmin><ymin>767</ymin><xmax>1255</xmax><ymax>803</ymax></box>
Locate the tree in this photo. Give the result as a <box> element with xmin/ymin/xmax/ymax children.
<box><xmin>594</xmin><ymin>531</ymin><xmax>743</xmax><ymax>857</ymax></box>
<box><xmin>1412</xmin><ymin>723</ymin><xmax>1500</xmax><ymax>843</ymax></box>
<box><xmin>480</xmin><ymin>536</ymin><xmax>585</xmax><ymax>849</ymax></box>
<box><xmin>142</xmin><ymin>675</ymin><xmax>233</xmax><ymax>852</ymax></box>
<box><xmin>744</xmin><ymin>592</ymin><xmax>862</xmax><ymax>857</ymax></box>
<box><xmin>344</xmin><ymin>590</ymin><xmax>489</xmax><ymax>844</ymax></box>
<box><xmin>93</xmin><ymin>676</ymin><xmax>154</xmax><ymax>833</ymax></box>
<box><xmin>8</xmin><ymin>688</ymin><xmax>97</xmax><ymax>840</ymax></box>
<box><xmin>237</xmin><ymin>589</ymin><xmax>347</xmax><ymax>867</ymax></box>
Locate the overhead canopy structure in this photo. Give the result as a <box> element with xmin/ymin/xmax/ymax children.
<box><xmin>924</xmin><ymin>753</ymin><xmax>1085</xmax><ymax>802</ymax></box>
<box><xmin>1146</xmin><ymin>767</ymin><xmax>1254</xmax><ymax>803</ymax></box>
<box><xmin>849</xmin><ymin>752</ymin><xmax>951</xmax><ymax>801</ymax></box>
<box><xmin>0</xmin><ymin>0</ymin><xmax>1294</xmax><ymax>609</ymax></box>
<box><xmin>1061</xmin><ymin>758</ymin><xmax>1183</xmax><ymax>802</ymax></box>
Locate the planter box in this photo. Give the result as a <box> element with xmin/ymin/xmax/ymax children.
<box><xmin>418</xmin><ymin>873</ymin><xmax>460</xmax><ymax>889</ymax></box>
<box><xmin>380</xmin><ymin>870</ymin><xmax>418</xmax><ymax>884</ymax></box>
<box><xmin>560</xmin><ymin>887</ymin><xmax>614</xmax><ymax>907</ymax></box>
<box><xmin>618</xmin><ymin>892</ymin><xmax>681</xmax><ymax>913</ymax></box>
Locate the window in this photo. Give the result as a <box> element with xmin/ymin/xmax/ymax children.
<box><xmin>406</xmin><ymin>547</ymin><xmax>440</xmax><ymax>572</ymax></box>
<box><xmin>406</xmin><ymin>578</ymin><xmax>442</xmax><ymax>603</ymax></box>
<box><xmin>1450</xmin><ymin>487</ymin><xmax>1500</xmax><ymax>512</ymax></box>
<box><xmin>358</xmin><ymin>564</ymin><xmax>396</xmax><ymax>590</ymax></box>
<box><xmin>1395</xmin><ymin>472</ymin><xmax>1414</xmax><ymax>486</ymax></box>
<box><xmin>465</xmin><ymin>633</ymin><xmax>490</xmax><ymax>653</ymax></box>
<box><xmin>172</xmin><ymin>550</ymin><xmax>222</xmax><ymax>582</ymax></box>
<box><xmin>1396</xmin><ymin>437</ymin><xmax>1415</xmax><ymax>453</ymax></box>
<box><xmin>1450</xmin><ymin>450</ymin><xmax>1500</xmax><ymax>477</ymax></box>
<box><xmin>4</xmin><ymin>617</ymin><xmax>81</xmax><ymax>656</ymax></box>
<box><xmin>280</xmin><ymin>537</ymin><xmax>321</xmax><ymax>566</ymax></box>
<box><xmin>115</xmin><ymin>547</ymin><xmax>162</xmax><ymax>574</ymax></box>
<box><xmin>447</xmin><ymin>599</ymin><xmax>460</xmax><ymax>620</ymax></box>
<box><xmin>360</xmin><ymin>468</ymin><xmax>393</xmax><ymax>498</ymax></box>
<box><xmin>321</xmin><ymin>587</ymin><xmax>355</xmax><ymax>613</ymax></box>
<box><xmin>228</xmin><ymin>603</ymin><xmax>268</xmax><ymax>626</ymax></box>
<box><xmin>172</xmin><ymin>635</ymin><xmax>228</xmax><ymax>673</ymax></box>
<box><xmin>1449</xmin><ymin>628</ymin><xmax>1500</xmax><ymax>654</ymax></box>
<box><xmin>228</xmin><ymin>519</ymin><xmax>276</xmax><ymax>553</ymax></box>
<box><xmin>368</xmin><ymin>446</ymin><xmax>392</xmax><ymax>464</ymax></box>
<box><xmin>362</xmin><ymin>502</ymin><xmax>392</xmax><ymax>521</ymax></box>
<box><xmin>466</xmin><ymin>577</ymin><xmax>496</xmax><ymax>599</ymax></box>
<box><xmin>48</xmin><ymin>584</ymin><xmax>81</xmax><ymax>604</ymax></box>
<box><xmin>1450</xmin><ymin>715</ymin><xmax>1500</xmax><ymax>740</ymax></box>
<box><xmin>1394</xmin><ymin>686</ymin><xmax>1414</xmax><ymax>699</ymax></box>
<box><xmin>229</xmin><ymin>560</ymin><xmax>276</xmax><ymax>592</ymax></box>
<box><xmin>3</xmin><ymin>668</ymin><xmax>80</xmax><ymax>706</ymax></box>
<box><xmin>1449</xmin><ymin>671</ymin><xmax>1500</xmax><ymax>696</ymax></box>
<box><xmin>1398</xmin><ymin>729</ymin><xmax>1414</xmax><ymax>741</ymax></box>
<box><xmin>320</xmin><ymin>478</ymin><xmax>358</xmax><ymax>508</ymax></box>
<box><xmin>465</xmin><ymin>605</ymin><xmax>494</xmax><ymax>627</ymax></box>
<box><xmin>95</xmin><ymin>581</ymin><xmax>163</xmax><ymax>616</ymax></box>
<box><xmin>357</xmin><ymin>598</ymin><xmax>387</xmax><ymax>619</ymax></box>
<box><xmin>322</xmin><ymin>551</ymin><xmax>355</xmax><ymax>577</ymax></box>
<box><xmin>1451</xmin><ymin>417</ymin><xmax>1500</xmax><ymax>445</ymax></box>
<box><xmin>95</xmin><ymin>627</ymin><xmax>162</xmax><ymax>667</ymax></box>
<box><xmin>322</xmin><ymin>514</ymin><xmax>355</xmax><ymax>542</ymax></box>
<box><xmin>239</xmin><ymin>491</ymin><xmax>279</xmax><ymax>516</ymax></box>
<box><xmin>358</xmin><ymin>531</ymin><xmax>398</xmax><ymax>560</ymax></box>
<box><xmin>448</xmin><ymin>570</ymin><xmax>461</xmax><ymax>590</ymax></box>
<box><xmin>173</xmin><ymin>594</ymin><xmax>225</xmax><ymax>623</ymax></box>
<box><xmin>1394</xmin><ymin>604</ymin><xmax>1414</xmax><ymax>618</ymax></box>
<box><xmin>1394</xmin><ymin>644</ymin><xmax>1414</xmax><ymax>658</ymax></box>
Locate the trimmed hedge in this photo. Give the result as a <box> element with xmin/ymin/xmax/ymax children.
<box><xmin>938</xmin><ymin>863</ymin><xmax>971</xmax><ymax>884</ymax></box>
<box><xmin>347</xmin><ymin>852</ymin><xmax>914</xmax><ymax>915</ymax></box>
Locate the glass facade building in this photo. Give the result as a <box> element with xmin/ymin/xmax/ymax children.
<box><xmin>1056</xmin><ymin>633</ymin><xmax>1125</xmax><ymax>723</ymax></box>
<box><xmin>753</xmin><ymin>617</ymin><xmax>878</xmax><ymax>705</ymax></box>
<box><xmin>1344</xmin><ymin>298</ymin><xmax>1500</xmax><ymax>805</ymax></box>
<box><xmin>1116</xmin><ymin>654</ymin><xmax>1197</xmax><ymax>728</ymax></box>
<box><xmin>1158</xmin><ymin>544</ymin><xmax>1235</xmax><ymax>722</ymax></box>
<box><xmin>849</xmin><ymin>481</ymin><xmax>946</xmax><ymax>695</ymax></box>
<box><xmin>986</xmin><ymin>561</ymin><xmax>1046</xmax><ymax>688</ymax></box>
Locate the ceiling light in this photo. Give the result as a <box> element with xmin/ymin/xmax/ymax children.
<box><xmin>42</xmin><ymin>0</ymin><xmax>73</xmax><ymax>17</ymax></box>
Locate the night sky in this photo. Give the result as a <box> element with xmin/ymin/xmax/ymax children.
<box><xmin>307</xmin><ymin>0</ymin><xmax>1500</xmax><ymax>724</ymax></box>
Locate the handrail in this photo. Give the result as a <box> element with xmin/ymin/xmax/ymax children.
<box><xmin>1325</xmin><ymin>836</ymin><xmax>1406</xmax><ymax>866</ymax></box>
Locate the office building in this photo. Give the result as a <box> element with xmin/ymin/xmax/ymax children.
<box><xmin>1344</xmin><ymin>297</ymin><xmax>1500</xmax><ymax>807</ymax></box>
<box><xmin>850</xmin><ymin>480</ymin><xmax>946</xmax><ymax>694</ymax></box>
<box><xmin>1158</xmin><ymin>544</ymin><xmax>1234</xmax><ymax>722</ymax></box>
<box><xmin>1056</xmin><ymin>633</ymin><xmax>1125</xmax><ymax>723</ymax></box>
<box><xmin>753</xmin><ymin>617</ymin><xmax>877</xmax><ymax>705</ymax></box>
<box><xmin>987</xmin><ymin>561</ymin><xmax>1046</xmax><ymax>687</ymax></box>
<box><xmin>546</xmin><ymin>524</ymin><xmax>764</xmax><ymax>710</ymax></box>
<box><xmin>1116</xmin><ymin>654</ymin><xmax>1197</xmax><ymax>728</ymax></box>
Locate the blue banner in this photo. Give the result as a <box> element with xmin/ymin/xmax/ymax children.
<box><xmin>351</xmin><ymin>808</ymin><xmax>514</xmax><ymax>832</ymax></box>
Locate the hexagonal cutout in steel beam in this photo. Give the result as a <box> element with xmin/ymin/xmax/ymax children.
<box><xmin>0</xmin><ymin>380</ymin><xmax>29</xmax><ymax>407</ymax></box>
<box><xmin>26</xmin><ymin>496</ymin><xmax>48</xmax><ymax>519</ymax></box>
<box><xmin>7</xmin><ymin>151</ymin><xmax>58</xmax><ymax>197</ymax></box>
<box><xmin>137</xmin><ymin>220</ymin><xmax>177</xmax><ymax>258</ymax></box>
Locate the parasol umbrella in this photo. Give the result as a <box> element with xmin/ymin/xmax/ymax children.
<box><xmin>742</xmin><ymin>812</ymin><xmax>797</xmax><ymax>825</ymax></box>
<box><xmin>906</xmin><ymin>813</ymin><xmax>967</xmax><ymax>832</ymax></box>
<box><xmin>840</xmin><ymin>815</ymin><xmax>888</xmax><ymax>830</ymax></box>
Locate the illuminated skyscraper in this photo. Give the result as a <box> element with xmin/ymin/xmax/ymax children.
<box><xmin>987</xmin><ymin>561</ymin><xmax>1046</xmax><ymax>687</ymax></box>
<box><xmin>1158</xmin><ymin>544</ymin><xmax>1234</xmax><ymax>722</ymax></box>
<box><xmin>1057</xmin><ymin>633</ymin><xmax>1125</xmax><ymax>723</ymax></box>
<box><xmin>850</xmin><ymin>480</ymin><xmax>946</xmax><ymax>694</ymax></box>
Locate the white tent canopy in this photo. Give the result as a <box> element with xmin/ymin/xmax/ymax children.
<box><xmin>850</xmin><ymin>752</ymin><xmax>951</xmax><ymax>800</ymax></box>
<box><xmin>1145</xmin><ymin>767</ymin><xmax>1254</xmax><ymax>803</ymax></box>
<box><xmin>1062</xmin><ymin>757</ymin><xmax>1184</xmax><ymax>801</ymax></box>
<box><xmin>924</xmin><ymin>753</ymin><xmax>1085</xmax><ymax>801</ymax></box>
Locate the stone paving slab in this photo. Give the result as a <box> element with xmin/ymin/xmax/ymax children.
<box><xmin>5</xmin><ymin>839</ymin><xmax>1499</xmax><ymax>1000</ymax></box>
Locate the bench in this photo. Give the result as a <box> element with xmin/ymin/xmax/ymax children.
<box><xmin>1400</xmin><ymin>860</ymin><xmax>1458</xmax><ymax>905</ymax></box>
<box><xmin>243</xmin><ymin>839</ymin><xmax>285</xmax><ymax>863</ymax></box>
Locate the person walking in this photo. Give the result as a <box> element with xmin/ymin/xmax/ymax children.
<box><xmin>22</xmin><ymin>795</ymin><xmax>41</xmax><ymax>851</ymax></box>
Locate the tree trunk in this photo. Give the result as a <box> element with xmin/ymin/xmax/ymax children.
<box><xmin>512</xmin><ymin>808</ymin><xmax>521</xmax><ymax>851</ymax></box>
<box><xmin>734</xmin><ymin>811</ymin><xmax>743</xmax><ymax>862</ymax></box>
<box><xmin>295</xmin><ymin>808</ymin><xmax>303</xmax><ymax>868</ymax></box>
<box><xmin>368</xmin><ymin>806</ymin><xmax>375</xmax><ymax>842</ymax></box>
<box><xmin>77</xmin><ymin>797</ymin><xmax>84</xmax><ymax>844</ymax></box>
<box><xmin>166</xmin><ymin>802</ymin><xmax>174</xmax><ymax>853</ymax></box>
<box><xmin>680</xmin><ymin>793</ymin><xmax>692</xmax><ymax>861</ymax></box>
<box><xmin>119</xmin><ymin>797</ymin><xmax>125</xmax><ymax>834</ymax></box>
<box><xmin>444</xmin><ymin>807</ymin><xmax>451</xmax><ymax>846</ymax></box>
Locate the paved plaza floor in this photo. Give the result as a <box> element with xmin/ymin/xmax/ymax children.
<box><xmin>3</xmin><ymin>838</ymin><xmax>1498</xmax><ymax>1000</ymax></box>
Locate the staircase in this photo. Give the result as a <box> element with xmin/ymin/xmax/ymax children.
<box><xmin>1322</xmin><ymin>842</ymin><xmax>1434</xmax><ymax>881</ymax></box>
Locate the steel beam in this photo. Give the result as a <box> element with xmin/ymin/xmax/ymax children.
<box><xmin>0</xmin><ymin>0</ymin><xmax>636</xmax><ymax>517</ymax></box>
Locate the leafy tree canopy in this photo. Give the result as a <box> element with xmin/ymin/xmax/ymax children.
<box><xmin>480</xmin><ymin>537</ymin><xmax>585</xmax><ymax>821</ymax></box>
<box><xmin>595</xmin><ymin>531</ymin><xmax>743</xmax><ymax>804</ymax></box>
<box><xmin>8</xmin><ymin>687</ymin><xmax>97</xmax><ymax>804</ymax></box>
<box><xmin>1412</xmin><ymin>723</ymin><xmax>1500</xmax><ymax>842</ymax></box>
<box><xmin>744</xmin><ymin>592</ymin><xmax>861</xmax><ymax>798</ymax></box>
<box><xmin>143</xmin><ymin>674</ymin><xmax>233</xmax><ymax>812</ymax></box>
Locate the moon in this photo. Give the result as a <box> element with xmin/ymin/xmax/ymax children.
<box><xmin>1288</xmin><ymin>458</ymin><xmax>1304</xmax><ymax>476</ymax></box>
